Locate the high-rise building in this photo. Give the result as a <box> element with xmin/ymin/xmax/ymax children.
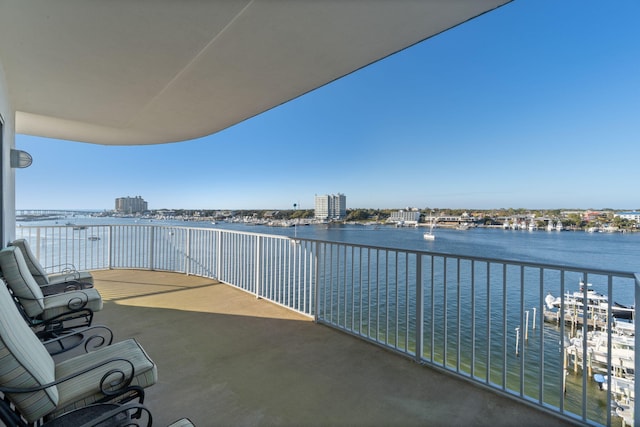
<box><xmin>115</xmin><ymin>196</ymin><xmax>148</xmax><ymax>214</ymax></box>
<box><xmin>314</xmin><ymin>193</ymin><xmax>346</xmax><ymax>220</ymax></box>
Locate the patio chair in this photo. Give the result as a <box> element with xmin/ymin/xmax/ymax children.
<box><xmin>9</xmin><ymin>239</ymin><xmax>94</xmax><ymax>295</ymax></box>
<box><xmin>0</xmin><ymin>281</ymin><xmax>157</xmax><ymax>426</ymax></box>
<box><xmin>0</xmin><ymin>246</ymin><xmax>102</xmax><ymax>336</ymax></box>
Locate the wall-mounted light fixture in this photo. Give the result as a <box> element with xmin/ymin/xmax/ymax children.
<box><xmin>10</xmin><ymin>149</ymin><xmax>32</xmax><ymax>168</ymax></box>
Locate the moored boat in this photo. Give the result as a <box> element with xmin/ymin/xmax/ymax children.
<box><xmin>544</xmin><ymin>280</ymin><xmax>634</xmax><ymax>322</ymax></box>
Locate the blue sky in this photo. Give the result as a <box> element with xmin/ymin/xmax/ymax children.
<box><xmin>15</xmin><ymin>0</ymin><xmax>640</xmax><ymax>211</ymax></box>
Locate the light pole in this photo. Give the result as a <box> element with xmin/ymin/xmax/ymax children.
<box><xmin>293</xmin><ymin>203</ymin><xmax>297</xmax><ymax>238</ymax></box>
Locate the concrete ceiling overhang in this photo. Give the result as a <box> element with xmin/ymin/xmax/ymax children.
<box><xmin>0</xmin><ymin>0</ymin><xmax>510</xmax><ymax>146</ymax></box>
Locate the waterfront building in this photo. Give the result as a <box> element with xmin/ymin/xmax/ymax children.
<box><xmin>115</xmin><ymin>196</ymin><xmax>148</xmax><ymax>214</ymax></box>
<box><xmin>314</xmin><ymin>193</ymin><xmax>346</xmax><ymax>220</ymax></box>
<box><xmin>582</xmin><ymin>210</ymin><xmax>606</xmax><ymax>222</ymax></box>
<box><xmin>615</xmin><ymin>211</ymin><xmax>640</xmax><ymax>222</ymax></box>
<box><xmin>388</xmin><ymin>209</ymin><xmax>420</xmax><ymax>226</ymax></box>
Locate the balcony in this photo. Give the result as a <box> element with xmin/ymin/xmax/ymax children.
<box><xmin>92</xmin><ymin>268</ymin><xmax>573</xmax><ymax>426</ymax></box>
<box><xmin>15</xmin><ymin>223</ymin><xmax>638</xmax><ymax>425</ymax></box>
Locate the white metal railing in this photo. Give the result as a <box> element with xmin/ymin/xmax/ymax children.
<box><xmin>14</xmin><ymin>224</ymin><xmax>639</xmax><ymax>426</ymax></box>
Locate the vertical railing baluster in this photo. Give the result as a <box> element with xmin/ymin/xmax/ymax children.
<box><xmin>312</xmin><ymin>241</ymin><xmax>319</xmax><ymax>321</ymax></box>
<box><xmin>255</xmin><ymin>235</ymin><xmax>261</xmax><ymax>297</ymax></box>
<box><xmin>502</xmin><ymin>264</ymin><xmax>508</xmax><ymax>389</ymax></box>
<box><xmin>415</xmin><ymin>253</ymin><xmax>423</xmax><ymax>363</ymax></box>
<box><xmin>581</xmin><ymin>272</ymin><xmax>588</xmax><ymax>423</ymax></box>
<box><xmin>108</xmin><ymin>225</ymin><xmax>113</xmax><ymax>269</ymax></box>
<box><xmin>186</xmin><ymin>227</ymin><xmax>191</xmax><ymax>275</ymax></box>
<box><xmin>405</xmin><ymin>253</ymin><xmax>409</xmax><ymax>352</ymax></box>
<box><xmin>430</xmin><ymin>255</ymin><xmax>435</xmax><ymax>363</ymax></box>
<box><xmin>559</xmin><ymin>270</ymin><xmax>566</xmax><ymax>413</ymax></box>
<box><xmin>519</xmin><ymin>265</ymin><xmax>525</xmax><ymax>396</ymax></box>
<box><xmin>375</xmin><ymin>246</ymin><xmax>380</xmax><ymax>341</ymax></box>
<box><xmin>456</xmin><ymin>258</ymin><xmax>461</xmax><ymax>372</ymax></box>
<box><xmin>538</xmin><ymin>268</ymin><xmax>544</xmax><ymax>405</ymax></box>
<box><xmin>443</xmin><ymin>256</ymin><xmax>448</xmax><ymax>368</ymax></box>
<box><xmin>36</xmin><ymin>228</ymin><xmax>41</xmax><ymax>259</ymax></box>
<box><xmin>381</xmin><ymin>249</ymin><xmax>385</xmax><ymax>343</ymax></box>
<box><xmin>634</xmin><ymin>273</ymin><xmax>640</xmax><ymax>427</ymax></box>
<box><xmin>606</xmin><ymin>274</ymin><xmax>613</xmax><ymax>427</ymax></box>
<box><xmin>486</xmin><ymin>262</ymin><xmax>491</xmax><ymax>385</ymax></box>
<box><xmin>471</xmin><ymin>260</ymin><xmax>476</xmax><ymax>379</ymax></box>
<box><xmin>395</xmin><ymin>251</ymin><xmax>399</xmax><ymax>349</ymax></box>
<box><xmin>149</xmin><ymin>226</ymin><xmax>155</xmax><ymax>270</ymax></box>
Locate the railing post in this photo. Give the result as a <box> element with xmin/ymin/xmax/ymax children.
<box><xmin>107</xmin><ymin>225</ymin><xmax>113</xmax><ymax>269</ymax></box>
<box><xmin>415</xmin><ymin>253</ymin><xmax>423</xmax><ymax>363</ymax></box>
<box><xmin>634</xmin><ymin>273</ymin><xmax>640</xmax><ymax>427</ymax></box>
<box><xmin>186</xmin><ymin>228</ymin><xmax>191</xmax><ymax>276</ymax></box>
<box><xmin>313</xmin><ymin>241</ymin><xmax>320</xmax><ymax>322</ymax></box>
<box><xmin>255</xmin><ymin>235</ymin><xmax>262</xmax><ymax>298</ymax></box>
<box><xmin>35</xmin><ymin>228</ymin><xmax>41</xmax><ymax>259</ymax></box>
<box><xmin>148</xmin><ymin>226</ymin><xmax>155</xmax><ymax>271</ymax></box>
<box><xmin>216</xmin><ymin>230</ymin><xmax>222</xmax><ymax>280</ymax></box>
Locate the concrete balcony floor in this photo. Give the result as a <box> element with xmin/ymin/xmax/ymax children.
<box><xmin>92</xmin><ymin>269</ymin><xmax>576</xmax><ymax>427</ymax></box>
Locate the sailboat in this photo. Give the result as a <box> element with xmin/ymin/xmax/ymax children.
<box><xmin>423</xmin><ymin>211</ymin><xmax>436</xmax><ymax>240</ymax></box>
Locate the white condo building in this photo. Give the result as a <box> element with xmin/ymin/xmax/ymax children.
<box><xmin>615</xmin><ymin>211</ymin><xmax>640</xmax><ymax>222</ymax></box>
<box><xmin>115</xmin><ymin>196</ymin><xmax>148</xmax><ymax>214</ymax></box>
<box><xmin>389</xmin><ymin>209</ymin><xmax>421</xmax><ymax>226</ymax></box>
<box><xmin>315</xmin><ymin>194</ymin><xmax>346</xmax><ymax>220</ymax></box>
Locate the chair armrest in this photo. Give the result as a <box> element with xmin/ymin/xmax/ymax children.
<box><xmin>42</xmin><ymin>325</ymin><xmax>113</xmax><ymax>356</ymax></box>
<box><xmin>44</xmin><ymin>263</ymin><xmax>78</xmax><ymax>274</ymax></box>
<box><xmin>30</xmin><ymin>308</ymin><xmax>94</xmax><ymax>341</ymax></box>
<box><xmin>41</xmin><ymin>281</ymin><xmax>93</xmax><ymax>296</ymax></box>
<box><xmin>15</xmin><ymin>289</ymin><xmax>90</xmax><ymax>310</ymax></box>
<box><xmin>0</xmin><ymin>357</ymin><xmax>138</xmax><ymax>397</ymax></box>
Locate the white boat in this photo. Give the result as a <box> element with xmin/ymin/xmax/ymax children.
<box><xmin>572</xmin><ymin>330</ymin><xmax>634</xmax><ymax>374</ymax></box>
<box><xmin>423</xmin><ymin>211</ymin><xmax>436</xmax><ymax>240</ymax></box>
<box><xmin>545</xmin><ymin>280</ymin><xmax>634</xmax><ymax>321</ymax></box>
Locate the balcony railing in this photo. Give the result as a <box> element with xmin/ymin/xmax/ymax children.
<box><xmin>15</xmin><ymin>224</ymin><xmax>640</xmax><ymax>426</ymax></box>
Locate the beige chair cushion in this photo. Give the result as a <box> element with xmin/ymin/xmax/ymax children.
<box><xmin>0</xmin><ymin>247</ymin><xmax>102</xmax><ymax>321</ymax></box>
<box><xmin>9</xmin><ymin>239</ymin><xmax>50</xmax><ymax>286</ymax></box>
<box><xmin>0</xmin><ymin>246</ymin><xmax>46</xmax><ymax>317</ymax></box>
<box><xmin>0</xmin><ymin>282</ymin><xmax>58</xmax><ymax>423</ymax></box>
<box><xmin>41</xmin><ymin>288</ymin><xmax>103</xmax><ymax>320</ymax></box>
<box><xmin>53</xmin><ymin>339</ymin><xmax>157</xmax><ymax>417</ymax></box>
<box><xmin>10</xmin><ymin>239</ymin><xmax>94</xmax><ymax>287</ymax></box>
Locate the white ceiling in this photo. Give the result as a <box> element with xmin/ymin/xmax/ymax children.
<box><xmin>0</xmin><ymin>0</ymin><xmax>510</xmax><ymax>145</ymax></box>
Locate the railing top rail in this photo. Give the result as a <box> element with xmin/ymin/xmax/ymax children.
<box><xmin>17</xmin><ymin>224</ymin><xmax>637</xmax><ymax>279</ymax></box>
